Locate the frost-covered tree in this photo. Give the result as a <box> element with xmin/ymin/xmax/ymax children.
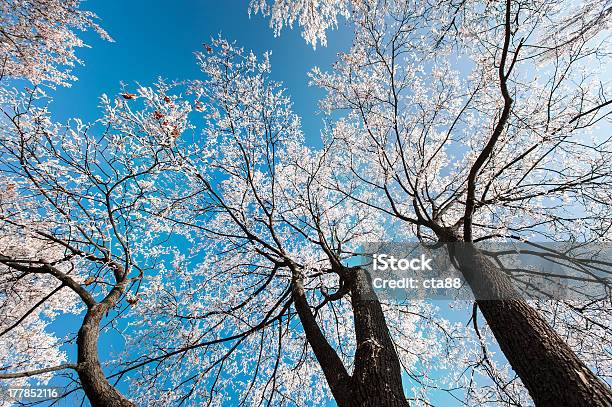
<box><xmin>0</xmin><ymin>182</ymin><xmax>82</xmax><ymax>389</ymax></box>
<box><xmin>0</xmin><ymin>0</ymin><xmax>111</xmax><ymax>86</ymax></box>
<box><xmin>250</xmin><ymin>0</ymin><xmax>612</xmax><ymax>53</ymax></box>
<box><xmin>0</xmin><ymin>40</ymin><xmax>534</xmax><ymax>406</ymax></box>
<box><xmin>255</xmin><ymin>0</ymin><xmax>612</xmax><ymax>405</ymax></box>
<box><xmin>0</xmin><ymin>85</ymin><xmax>191</xmax><ymax>406</ymax></box>
<box><xmin>112</xmin><ymin>40</ymin><xmax>491</xmax><ymax>407</ymax></box>
<box><xmin>1</xmin><ymin>0</ymin><xmax>611</xmax><ymax>405</ymax></box>
<box><xmin>249</xmin><ymin>0</ymin><xmax>350</xmax><ymax>49</ymax></box>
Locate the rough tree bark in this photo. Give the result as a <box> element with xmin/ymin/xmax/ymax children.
<box><xmin>77</xmin><ymin>304</ymin><xmax>135</xmax><ymax>407</ymax></box>
<box><xmin>349</xmin><ymin>268</ymin><xmax>406</xmax><ymax>406</ymax></box>
<box><xmin>290</xmin><ymin>264</ymin><xmax>408</xmax><ymax>406</ymax></box>
<box><xmin>75</xmin><ymin>268</ymin><xmax>134</xmax><ymax>407</ymax></box>
<box><xmin>440</xmin><ymin>232</ymin><xmax>612</xmax><ymax>406</ymax></box>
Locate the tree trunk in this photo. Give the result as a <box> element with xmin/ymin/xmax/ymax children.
<box><xmin>290</xmin><ymin>267</ymin><xmax>355</xmax><ymax>406</ymax></box>
<box><xmin>290</xmin><ymin>265</ymin><xmax>408</xmax><ymax>406</ymax></box>
<box><xmin>449</xmin><ymin>240</ymin><xmax>612</xmax><ymax>406</ymax></box>
<box><xmin>77</xmin><ymin>305</ymin><xmax>135</xmax><ymax>407</ymax></box>
<box><xmin>348</xmin><ymin>268</ymin><xmax>407</xmax><ymax>407</ymax></box>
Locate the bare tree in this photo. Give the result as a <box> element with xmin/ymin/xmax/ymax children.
<box><xmin>302</xmin><ymin>0</ymin><xmax>612</xmax><ymax>404</ymax></box>
<box><xmin>0</xmin><ymin>85</ymin><xmax>190</xmax><ymax>405</ymax></box>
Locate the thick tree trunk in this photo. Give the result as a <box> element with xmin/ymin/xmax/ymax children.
<box><xmin>449</xmin><ymin>241</ymin><xmax>612</xmax><ymax>406</ymax></box>
<box><xmin>77</xmin><ymin>305</ymin><xmax>135</xmax><ymax>407</ymax></box>
<box><xmin>290</xmin><ymin>266</ymin><xmax>408</xmax><ymax>406</ymax></box>
<box><xmin>348</xmin><ymin>268</ymin><xmax>406</xmax><ymax>407</ymax></box>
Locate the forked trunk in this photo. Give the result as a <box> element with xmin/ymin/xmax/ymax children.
<box><xmin>291</xmin><ymin>266</ymin><xmax>408</xmax><ymax>406</ymax></box>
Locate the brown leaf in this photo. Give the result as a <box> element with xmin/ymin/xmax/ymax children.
<box><xmin>121</xmin><ymin>92</ymin><xmax>138</xmax><ymax>100</ymax></box>
<box><xmin>126</xmin><ymin>296</ymin><xmax>139</xmax><ymax>305</ymax></box>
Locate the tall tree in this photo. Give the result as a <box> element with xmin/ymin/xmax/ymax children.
<box><xmin>278</xmin><ymin>0</ymin><xmax>612</xmax><ymax>404</ymax></box>
<box><xmin>115</xmin><ymin>40</ymin><xmax>477</xmax><ymax>406</ymax></box>
<box><xmin>0</xmin><ymin>84</ymin><xmax>191</xmax><ymax>405</ymax></box>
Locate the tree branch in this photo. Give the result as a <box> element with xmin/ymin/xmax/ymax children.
<box><xmin>0</xmin><ymin>364</ymin><xmax>79</xmax><ymax>379</ymax></box>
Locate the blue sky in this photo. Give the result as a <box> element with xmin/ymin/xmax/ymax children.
<box><xmin>50</xmin><ymin>0</ymin><xmax>353</xmax><ymax>146</ymax></box>
<box><xmin>42</xmin><ymin>3</ymin><xmax>494</xmax><ymax>406</ymax></box>
<box><xmin>44</xmin><ymin>2</ymin><xmax>354</xmax><ymax>405</ymax></box>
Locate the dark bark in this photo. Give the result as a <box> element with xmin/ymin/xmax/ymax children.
<box><xmin>76</xmin><ymin>275</ymin><xmax>134</xmax><ymax>407</ymax></box>
<box><xmin>445</xmin><ymin>238</ymin><xmax>612</xmax><ymax>406</ymax></box>
<box><xmin>348</xmin><ymin>268</ymin><xmax>407</xmax><ymax>407</ymax></box>
<box><xmin>436</xmin><ymin>0</ymin><xmax>612</xmax><ymax>402</ymax></box>
<box><xmin>0</xmin><ymin>257</ymin><xmax>134</xmax><ymax>406</ymax></box>
<box><xmin>477</xmin><ymin>299</ymin><xmax>612</xmax><ymax>406</ymax></box>
<box><xmin>290</xmin><ymin>266</ymin><xmax>408</xmax><ymax>406</ymax></box>
<box><xmin>290</xmin><ymin>267</ymin><xmax>355</xmax><ymax>406</ymax></box>
<box><xmin>77</xmin><ymin>305</ymin><xmax>135</xmax><ymax>407</ymax></box>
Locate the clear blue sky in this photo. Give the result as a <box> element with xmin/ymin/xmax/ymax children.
<box><xmin>45</xmin><ymin>3</ymin><xmax>490</xmax><ymax>405</ymax></box>
<box><xmin>50</xmin><ymin>0</ymin><xmax>352</xmax><ymax>146</ymax></box>
<box><xmin>46</xmin><ymin>2</ymin><xmax>352</xmax><ymax>405</ymax></box>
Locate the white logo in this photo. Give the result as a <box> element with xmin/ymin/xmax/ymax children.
<box><xmin>372</xmin><ymin>253</ymin><xmax>433</xmax><ymax>271</ymax></box>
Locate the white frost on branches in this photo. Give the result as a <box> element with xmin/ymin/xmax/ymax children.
<box><xmin>0</xmin><ymin>0</ymin><xmax>112</xmax><ymax>86</ymax></box>
<box><xmin>249</xmin><ymin>0</ymin><xmax>352</xmax><ymax>48</ymax></box>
